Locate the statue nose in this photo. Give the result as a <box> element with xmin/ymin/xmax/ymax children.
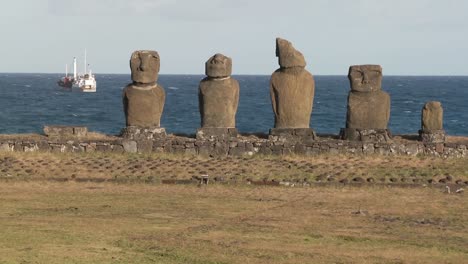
<box><xmin>139</xmin><ymin>56</ymin><xmax>150</xmax><ymax>71</ymax></box>
<box><xmin>362</xmin><ymin>74</ymin><xmax>370</xmax><ymax>84</ymax></box>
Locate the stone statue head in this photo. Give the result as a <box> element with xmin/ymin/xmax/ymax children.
<box><xmin>130</xmin><ymin>50</ymin><xmax>160</xmax><ymax>84</ymax></box>
<box><xmin>205</xmin><ymin>53</ymin><xmax>232</xmax><ymax>78</ymax></box>
<box><xmin>348</xmin><ymin>65</ymin><xmax>382</xmax><ymax>92</ymax></box>
<box><xmin>276</xmin><ymin>38</ymin><xmax>306</xmax><ymax>68</ymax></box>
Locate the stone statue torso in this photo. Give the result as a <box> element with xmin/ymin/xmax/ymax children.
<box><xmin>123</xmin><ymin>84</ymin><xmax>166</xmax><ymax>127</ymax></box>
<box><xmin>199</xmin><ymin>78</ymin><xmax>239</xmax><ymax>128</ymax></box>
<box><xmin>346</xmin><ymin>90</ymin><xmax>390</xmax><ymax>129</ymax></box>
<box><xmin>270</xmin><ymin>68</ymin><xmax>315</xmax><ymax>128</ymax></box>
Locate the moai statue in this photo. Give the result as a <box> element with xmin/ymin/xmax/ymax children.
<box><xmin>340</xmin><ymin>65</ymin><xmax>391</xmax><ymax>142</ymax></box>
<box><xmin>269</xmin><ymin>38</ymin><xmax>316</xmax><ymax>140</ymax></box>
<box><xmin>122</xmin><ymin>50</ymin><xmax>166</xmax><ymax>140</ymax></box>
<box><xmin>197</xmin><ymin>53</ymin><xmax>240</xmax><ymax>140</ymax></box>
<box><xmin>419</xmin><ymin>101</ymin><xmax>445</xmax><ymax>143</ymax></box>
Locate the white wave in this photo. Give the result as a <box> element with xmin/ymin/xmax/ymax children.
<box><xmin>404</xmin><ymin>111</ymin><xmax>412</xmax><ymax>113</ymax></box>
<box><xmin>24</xmin><ymin>85</ymin><xmax>32</xmax><ymax>87</ymax></box>
<box><xmin>397</xmin><ymin>84</ymin><xmax>404</xmax><ymax>87</ymax></box>
<box><xmin>404</xmin><ymin>100</ymin><xmax>413</xmax><ymax>103</ymax></box>
<box><xmin>450</xmin><ymin>120</ymin><xmax>458</xmax><ymax>122</ymax></box>
<box><xmin>72</xmin><ymin>114</ymin><xmax>78</xmax><ymax>117</ymax></box>
<box><xmin>168</xmin><ymin>87</ymin><xmax>179</xmax><ymax>90</ymax></box>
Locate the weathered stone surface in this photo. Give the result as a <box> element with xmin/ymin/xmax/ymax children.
<box><xmin>345</xmin><ymin>65</ymin><xmax>390</xmax><ymax>131</ymax></box>
<box><xmin>96</xmin><ymin>144</ymin><xmax>112</xmax><ymax>152</ymax></box>
<box><xmin>348</xmin><ymin>65</ymin><xmax>383</xmax><ymax>92</ymax></box>
<box><xmin>270</xmin><ymin>38</ymin><xmax>315</xmax><ymax>129</ymax></box>
<box><xmin>1</xmin><ymin>135</ymin><xmax>467</xmax><ymax>158</ymax></box>
<box><xmin>137</xmin><ymin>139</ymin><xmax>153</xmax><ymax>153</ymax></box>
<box><xmin>340</xmin><ymin>128</ymin><xmax>392</xmax><ymax>142</ymax></box>
<box><xmin>205</xmin><ymin>53</ymin><xmax>232</xmax><ymax>78</ymax></box>
<box><xmin>419</xmin><ymin>129</ymin><xmax>446</xmax><ymax>143</ymax></box>
<box><xmin>276</xmin><ymin>38</ymin><xmax>306</xmax><ymax>68</ymax></box>
<box><xmin>199</xmin><ymin>55</ymin><xmax>239</xmax><ymax>128</ymax></box>
<box><xmin>122</xmin><ymin>140</ymin><xmax>137</xmax><ymax>153</ymax></box>
<box><xmin>346</xmin><ymin>91</ymin><xmax>390</xmax><ymax>129</ymax></box>
<box><xmin>123</xmin><ymin>84</ymin><xmax>165</xmax><ymax>127</ymax></box>
<box><xmin>196</xmin><ymin>128</ymin><xmax>238</xmax><ymax>141</ymax></box>
<box><xmin>0</xmin><ymin>143</ymin><xmax>12</xmax><ymax>152</ymax></box>
<box><xmin>123</xmin><ymin>50</ymin><xmax>165</xmax><ymax>127</ymax></box>
<box><xmin>270</xmin><ymin>128</ymin><xmax>316</xmax><ymax>137</ymax></box>
<box><xmin>421</xmin><ymin>101</ymin><xmax>443</xmax><ymax>131</ymax></box>
<box><xmin>43</xmin><ymin>126</ymin><xmax>88</xmax><ymax>137</ymax></box>
<box><xmin>130</xmin><ymin>50</ymin><xmax>160</xmax><ymax>84</ymax></box>
<box><xmin>269</xmin><ymin>128</ymin><xmax>316</xmax><ymax>143</ymax></box>
<box><xmin>121</xmin><ymin>126</ymin><xmax>166</xmax><ymax>140</ymax></box>
<box><xmin>111</xmin><ymin>144</ymin><xmax>125</xmax><ymax>153</ymax></box>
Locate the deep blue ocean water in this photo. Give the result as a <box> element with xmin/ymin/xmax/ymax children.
<box><xmin>0</xmin><ymin>73</ymin><xmax>467</xmax><ymax>136</ymax></box>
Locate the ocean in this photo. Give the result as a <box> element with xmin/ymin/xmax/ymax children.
<box><xmin>0</xmin><ymin>73</ymin><xmax>467</xmax><ymax>136</ymax></box>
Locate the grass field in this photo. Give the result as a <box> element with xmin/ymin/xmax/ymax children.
<box><xmin>1</xmin><ymin>151</ymin><xmax>468</xmax><ymax>185</ymax></box>
<box><xmin>0</xmin><ymin>152</ymin><xmax>467</xmax><ymax>263</ymax></box>
<box><xmin>0</xmin><ymin>182</ymin><xmax>466</xmax><ymax>263</ymax></box>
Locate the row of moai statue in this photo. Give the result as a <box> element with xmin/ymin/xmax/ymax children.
<box><xmin>121</xmin><ymin>38</ymin><xmax>445</xmax><ymax>143</ymax></box>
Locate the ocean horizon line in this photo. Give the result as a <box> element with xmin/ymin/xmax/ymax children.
<box><xmin>1</xmin><ymin>72</ymin><xmax>468</xmax><ymax>77</ymax></box>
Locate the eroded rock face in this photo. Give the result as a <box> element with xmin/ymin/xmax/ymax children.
<box><xmin>130</xmin><ymin>50</ymin><xmax>160</xmax><ymax>84</ymax></box>
<box><xmin>199</xmin><ymin>53</ymin><xmax>239</xmax><ymax>128</ymax></box>
<box><xmin>205</xmin><ymin>53</ymin><xmax>232</xmax><ymax>78</ymax></box>
<box><xmin>276</xmin><ymin>38</ymin><xmax>306</xmax><ymax>68</ymax></box>
<box><xmin>270</xmin><ymin>38</ymin><xmax>315</xmax><ymax>128</ymax></box>
<box><xmin>346</xmin><ymin>65</ymin><xmax>390</xmax><ymax>129</ymax></box>
<box><xmin>421</xmin><ymin>101</ymin><xmax>443</xmax><ymax>131</ymax></box>
<box><xmin>123</xmin><ymin>50</ymin><xmax>165</xmax><ymax>127</ymax></box>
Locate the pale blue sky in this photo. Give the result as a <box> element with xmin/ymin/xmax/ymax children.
<box><xmin>0</xmin><ymin>0</ymin><xmax>467</xmax><ymax>75</ymax></box>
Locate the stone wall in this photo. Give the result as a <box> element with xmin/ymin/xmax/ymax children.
<box><xmin>1</xmin><ymin>132</ymin><xmax>467</xmax><ymax>158</ymax></box>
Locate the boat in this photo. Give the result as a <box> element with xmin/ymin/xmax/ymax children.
<box><xmin>57</xmin><ymin>50</ymin><xmax>97</xmax><ymax>92</ymax></box>
<box><xmin>57</xmin><ymin>64</ymin><xmax>73</xmax><ymax>88</ymax></box>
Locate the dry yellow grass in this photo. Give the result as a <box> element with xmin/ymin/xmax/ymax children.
<box><xmin>0</xmin><ymin>152</ymin><xmax>468</xmax><ymax>187</ymax></box>
<box><xmin>1</xmin><ymin>151</ymin><xmax>468</xmax><ymax>186</ymax></box>
<box><xmin>0</xmin><ymin>181</ymin><xmax>466</xmax><ymax>263</ymax></box>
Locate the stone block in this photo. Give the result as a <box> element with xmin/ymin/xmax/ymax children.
<box><xmin>212</xmin><ymin>142</ymin><xmax>229</xmax><ymax>157</ymax></box>
<box><xmin>137</xmin><ymin>140</ymin><xmax>153</xmax><ymax>153</ymax></box>
<box><xmin>96</xmin><ymin>144</ymin><xmax>112</xmax><ymax>152</ymax></box>
<box><xmin>269</xmin><ymin>128</ymin><xmax>316</xmax><ymax>142</ymax></box>
<box><xmin>259</xmin><ymin>146</ymin><xmax>272</xmax><ymax>155</ymax></box>
<box><xmin>44</xmin><ymin>125</ymin><xmax>88</xmax><ymax>137</ymax></box>
<box><xmin>112</xmin><ymin>145</ymin><xmax>125</xmax><ymax>153</ymax></box>
<box><xmin>419</xmin><ymin>129</ymin><xmax>446</xmax><ymax>143</ymax></box>
<box><xmin>185</xmin><ymin>147</ymin><xmax>197</xmax><ymax>155</ymax></box>
<box><xmin>196</xmin><ymin>128</ymin><xmax>238</xmax><ymax>141</ymax></box>
<box><xmin>121</xmin><ymin>126</ymin><xmax>166</xmax><ymax>140</ymax></box>
<box><xmin>229</xmin><ymin>146</ymin><xmax>245</xmax><ymax>156</ymax></box>
<box><xmin>198</xmin><ymin>145</ymin><xmax>212</xmax><ymax>156</ymax></box>
<box><xmin>340</xmin><ymin>128</ymin><xmax>391</xmax><ymax>143</ymax></box>
<box><xmin>0</xmin><ymin>143</ymin><xmax>12</xmax><ymax>152</ymax></box>
<box><xmin>14</xmin><ymin>142</ymin><xmax>23</xmax><ymax>152</ymax></box>
<box><xmin>122</xmin><ymin>140</ymin><xmax>137</xmax><ymax>153</ymax></box>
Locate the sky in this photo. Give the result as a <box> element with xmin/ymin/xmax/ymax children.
<box><xmin>0</xmin><ymin>0</ymin><xmax>467</xmax><ymax>75</ymax></box>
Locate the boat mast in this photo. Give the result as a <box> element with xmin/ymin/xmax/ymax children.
<box><xmin>65</xmin><ymin>64</ymin><xmax>68</xmax><ymax>77</ymax></box>
<box><xmin>84</xmin><ymin>49</ymin><xmax>87</xmax><ymax>74</ymax></box>
<box><xmin>73</xmin><ymin>57</ymin><xmax>77</xmax><ymax>79</ymax></box>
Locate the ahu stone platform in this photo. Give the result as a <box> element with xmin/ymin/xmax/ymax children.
<box><xmin>0</xmin><ymin>126</ymin><xmax>467</xmax><ymax>158</ymax></box>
